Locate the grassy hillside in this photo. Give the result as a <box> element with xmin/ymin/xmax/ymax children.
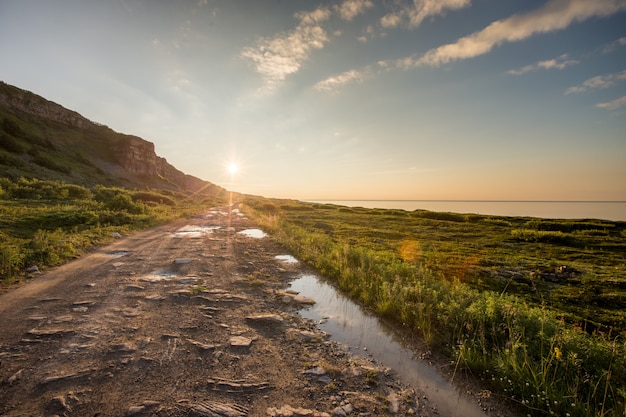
<box><xmin>0</xmin><ymin>81</ymin><xmax>219</xmax><ymax>195</ymax></box>
<box><xmin>243</xmin><ymin>196</ymin><xmax>626</xmax><ymax>417</ymax></box>
<box><xmin>0</xmin><ymin>82</ymin><xmax>229</xmax><ymax>284</ymax></box>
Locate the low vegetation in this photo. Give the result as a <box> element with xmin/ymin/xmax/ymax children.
<box><xmin>0</xmin><ymin>177</ymin><xmax>222</xmax><ymax>284</ymax></box>
<box><xmin>243</xmin><ymin>196</ymin><xmax>626</xmax><ymax>417</ymax></box>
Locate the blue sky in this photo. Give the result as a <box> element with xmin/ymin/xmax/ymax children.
<box><xmin>1</xmin><ymin>0</ymin><xmax>625</xmax><ymax>200</ymax></box>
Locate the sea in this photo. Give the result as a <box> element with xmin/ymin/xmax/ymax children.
<box><xmin>305</xmin><ymin>200</ymin><xmax>626</xmax><ymax>222</ymax></box>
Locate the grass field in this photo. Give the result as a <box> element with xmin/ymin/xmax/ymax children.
<box><xmin>0</xmin><ymin>178</ymin><xmax>223</xmax><ymax>284</ymax></box>
<box><xmin>243</xmin><ymin>196</ymin><xmax>626</xmax><ymax>417</ymax></box>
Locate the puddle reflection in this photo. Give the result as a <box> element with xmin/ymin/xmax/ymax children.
<box><xmin>237</xmin><ymin>228</ymin><xmax>268</xmax><ymax>238</ymax></box>
<box><xmin>275</xmin><ymin>255</ymin><xmax>299</xmax><ymax>264</ymax></box>
<box><xmin>289</xmin><ymin>274</ymin><xmax>488</xmax><ymax>417</ymax></box>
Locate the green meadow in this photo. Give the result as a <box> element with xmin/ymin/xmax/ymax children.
<box><xmin>243</xmin><ymin>196</ymin><xmax>626</xmax><ymax>417</ymax></box>
<box><xmin>0</xmin><ymin>177</ymin><xmax>223</xmax><ymax>284</ymax></box>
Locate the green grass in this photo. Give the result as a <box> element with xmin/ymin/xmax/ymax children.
<box><xmin>0</xmin><ymin>177</ymin><xmax>224</xmax><ymax>283</ymax></box>
<box><xmin>243</xmin><ymin>196</ymin><xmax>626</xmax><ymax>417</ymax></box>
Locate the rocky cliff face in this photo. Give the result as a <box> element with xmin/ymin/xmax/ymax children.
<box><xmin>113</xmin><ymin>134</ymin><xmax>206</xmax><ymax>191</ymax></box>
<box><xmin>0</xmin><ymin>82</ymin><xmax>92</xmax><ymax>129</ymax></box>
<box><xmin>0</xmin><ymin>81</ymin><xmax>214</xmax><ymax>194</ymax></box>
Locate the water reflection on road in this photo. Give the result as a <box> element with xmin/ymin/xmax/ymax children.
<box><xmin>289</xmin><ymin>274</ymin><xmax>488</xmax><ymax>417</ymax></box>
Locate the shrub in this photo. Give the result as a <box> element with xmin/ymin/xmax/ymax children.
<box><xmin>0</xmin><ymin>235</ymin><xmax>23</xmax><ymax>279</ymax></box>
<box><xmin>32</xmin><ymin>154</ymin><xmax>71</xmax><ymax>174</ymax></box>
<box><xmin>511</xmin><ymin>229</ymin><xmax>577</xmax><ymax>245</ymax></box>
<box><xmin>0</xmin><ymin>133</ymin><xmax>26</xmax><ymax>153</ymax></box>
<box><xmin>2</xmin><ymin>118</ymin><xmax>23</xmax><ymax>137</ymax></box>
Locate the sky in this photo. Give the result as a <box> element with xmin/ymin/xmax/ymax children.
<box><xmin>1</xmin><ymin>0</ymin><xmax>625</xmax><ymax>201</ymax></box>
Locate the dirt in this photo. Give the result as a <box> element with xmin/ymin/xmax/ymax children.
<box><xmin>0</xmin><ymin>204</ymin><xmax>510</xmax><ymax>417</ymax></box>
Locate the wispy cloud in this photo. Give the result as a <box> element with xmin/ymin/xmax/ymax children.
<box><xmin>334</xmin><ymin>0</ymin><xmax>374</xmax><ymax>21</ymax></box>
<box><xmin>595</xmin><ymin>94</ymin><xmax>626</xmax><ymax>110</ymax></box>
<box><xmin>399</xmin><ymin>0</ymin><xmax>626</xmax><ymax>68</ymax></box>
<box><xmin>241</xmin><ymin>7</ymin><xmax>331</xmax><ymax>91</ymax></box>
<box><xmin>508</xmin><ymin>54</ymin><xmax>579</xmax><ymax>75</ymax></box>
<box><xmin>380</xmin><ymin>0</ymin><xmax>471</xmax><ymax>29</ymax></box>
<box><xmin>566</xmin><ymin>69</ymin><xmax>626</xmax><ymax>94</ymax></box>
<box><xmin>241</xmin><ymin>0</ymin><xmax>374</xmax><ymax>92</ymax></box>
<box><xmin>314</xmin><ymin>69</ymin><xmax>368</xmax><ymax>92</ymax></box>
<box><xmin>602</xmin><ymin>36</ymin><xmax>626</xmax><ymax>53</ymax></box>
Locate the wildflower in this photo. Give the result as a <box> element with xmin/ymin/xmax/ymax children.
<box><xmin>554</xmin><ymin>347</ymin><xmax>562</xmax><ymax>361</ymax></box>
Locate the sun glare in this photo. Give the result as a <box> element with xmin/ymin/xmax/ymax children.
<box><xmin>228</xmin><ymin>163</ymin><xmax>239</xmax><ymax>175</ymax></box>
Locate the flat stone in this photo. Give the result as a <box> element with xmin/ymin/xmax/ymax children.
<box><xmin>124</xmin><ymin>285</ymin><xmax>145</xmax><ymax>291</ymax></box>
<box><xmin>52</xmin><ymin>315</ymin><xmax>73</xmax><ymax>323</ymax></box>
<box><xmin>189</xmin><ymin>401</ymin><xmax>248</xmax><ymax>417</ymax></box>
<box><xmin>188</xmin><ymin>339</ymin><xmax>216</xmax><ymax>351</ymax></box>
<box><xmin>110</xmin><ymin>343</ymin><xmax>136</xmax><ymax>353</ymax></box>
<box><xmin>229</xmin><ymin>336</ymin><xmax>253</xmax><ymax>347</ymax></box>
<box><xmin>127</xmin><ymin>406</ymin><xmax>145</xmax><ymax>416</ymax></box>
<box><xmin>27</xmin><ymin>328</ymin><xmax>75</xmax><ymax>337</ymax></box>
<box><xmin>173</xmin><ymin>258</ymin><xmax>193</xmax><ymax>264</ymax></box>
<box><xmin>304</xmin><ymin>367</ymin><xmax>327</xmax><ymax>376</ymax></box>
<box><xmin>246</xmin><ymin>314</ymin><xmax>284</xmax><ymax>325</ymax></box>
<box><xmin>286</xmin><ymin>329</ymin><xmax>323</xmax><ymax>342</ymax></box>
<box><xmin>293</xmin><ymin>295</ymin><xmax>316</xmax><ymax>305</ymax></box>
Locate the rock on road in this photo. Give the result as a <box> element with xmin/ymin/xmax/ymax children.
<box><xmin>0</xmin><ymin>205</ymin><xmax>426</xmax><ymax>417</ymax></box>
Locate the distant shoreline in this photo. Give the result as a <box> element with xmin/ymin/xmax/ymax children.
<box><xmin>303</xmin><ymin>200</ymin><xmax>626</xmax><ymax>222</ymax></box>
<box><xmin>306</xmin><ymin>199</ymin><xmax>626</xmax><ymax>203</ymax></box>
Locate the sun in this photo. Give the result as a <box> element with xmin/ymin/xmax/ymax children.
<box><xmin>228</xmin><ymin>162</ymin><xmax>239</xmax><ymax>175</ymax></box>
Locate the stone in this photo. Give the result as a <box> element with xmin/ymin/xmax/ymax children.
<box><xmin>126</xmin><ymin>406</ymin><xmax>145</xmax><ymax>416</ymax></box>
<box><xmin>188</xmin><ymin>339</ymin><xmax>216</xmax><ymax>351</ymax></box>
<box><xmin>25</xmin><ymin>265</ymin><xmax>40</xmax><ymax>274</ymax></box>
<box><xmin>303</xmin><ymin>367</ymin><xmax>327</xmax><ymax>376</ymax></box>
<box><xmin>293</xmin><ymin>295</ymin><xmax>316</xmax><ymax>305</ymax></box>
<box><xmin>188</xmin><ymin>400</ymin><xmax>248</xmax><ymax>417</ymax></box>
<box><xmin>229</xmin><ymin>336</ymin><xmax>253</xmax><ymax>348</ymax></box>
<box><xmin>246</xmin><ymin>313</ymin><xmax>284</xmax><ymax>324</ymax></box>
<box><xmin>267</xmin><ymin>405</ymin><xmax>330</xmax><ymax>417</ymax></box>
<box><xmin>45</xmin><ymin>396</ymin><xmax>72</xmax><ymax>415</ymax></box>
<box><xmin>7</xmin><ymin>369</ymin><xmax>23</xmax><ymax>385</ymax></box>
<box><xmin>388</xmin><ymin>392</ymin><xmax>400</xmax><ymax>413</ymax></box>
<box><xmin>173</xmin><ymin>258</ymin><xmax>193</xmax><ymax>264</ymax></box>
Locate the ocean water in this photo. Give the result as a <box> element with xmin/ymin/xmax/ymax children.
<box><xmin>306</xmin><ymin>200</ymin><xmax>626</xmax><ymax>222</ymax></box>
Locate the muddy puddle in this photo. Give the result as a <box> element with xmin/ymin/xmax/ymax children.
<box><xmin>174</xmin><ymin>225</ymin><xmax>221</xmax><ymax>237</ymax></box>
<box><xmin>274</xmin><ymin>254</ymin><xmax>299</xmax><ymax>264</ymax></box>
<box><xmin>237</xmin><ymin>228</ymin><xmax>268</xmax><ymax>238</ymax></box>
<box><xmin>289</xmin><ymin>274</ymin><xmax>488</xmax><ymax>417</ymax></box>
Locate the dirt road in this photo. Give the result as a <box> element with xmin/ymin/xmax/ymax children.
<box><xmin>0</xmin><ymin>205</ymin><xmax>432</xmax><ymax>417</ymax></box>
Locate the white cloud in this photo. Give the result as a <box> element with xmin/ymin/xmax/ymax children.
<box><xmin>241</xmin><ymin>7</ymin><xmax>330</xmax><ymax>91</ymax></box>
<box><xmin>566</xmin><ymin>69</ymin><xmax>626</xmax><ymax>94</ymax></box>
<box><xmin>508</xmin><ymin>54</ymin><xmax>579</xmax><ymax>75</ymax></box>
<box><xmin>314</xmin><ymin>69</ymin><xmax>367</xmax><ymax>92</ymax></box>
<box><xmin>295</xmin><ymin>7</ymin><xmax>332</xmax><ymax>25</ymax></box>
<box><xmin>380</xmin><ymin>0</ymin><xmax>471</xmax><ymax>29</ymax></box>
<box><xmin>595</xmin><ymin>94</ymin><xmax>626</xmax><ymax>110</ymax></box>
<box><xmin>403</xmin><ymin>0</ymin><xmax>626</xmax><ymax>68</ymax></box>
<box><xmin>334</xmin><ymin>0</ymin><xmax>374</xmax><ymax>21</ymax></box>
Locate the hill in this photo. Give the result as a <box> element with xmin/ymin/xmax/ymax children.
<box><xmin>0</xmin><ymin>81</ymin><xmax>222</xmax><ymax>196</ymax></box>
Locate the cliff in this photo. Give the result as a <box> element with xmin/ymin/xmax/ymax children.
<box><xmin>0</xmin><ymin>81</ymin><xmax>219</xmax><ymax>196</ymax></box>
<box><xmin>0</xmin><ymin>82</ymin><xmax>92</xmax><ymax>130</ymax></box>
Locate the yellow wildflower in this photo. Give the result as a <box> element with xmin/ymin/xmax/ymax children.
<box><xmin>554</xmin><ymin>347</ymin><xmax>562</xmax><ymax>361</ymax></box>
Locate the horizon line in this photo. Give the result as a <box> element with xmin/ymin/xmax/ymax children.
<box><xmin>302</xmin><ymin>199</ymin><xmax>626</xmax><ymax>203</ymax></box>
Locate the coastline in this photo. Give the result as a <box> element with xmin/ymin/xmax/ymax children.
<box><xmin>305</xmin><ymin>200</ymin><xmax>626</xmax><ymax>221</ymax></box>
